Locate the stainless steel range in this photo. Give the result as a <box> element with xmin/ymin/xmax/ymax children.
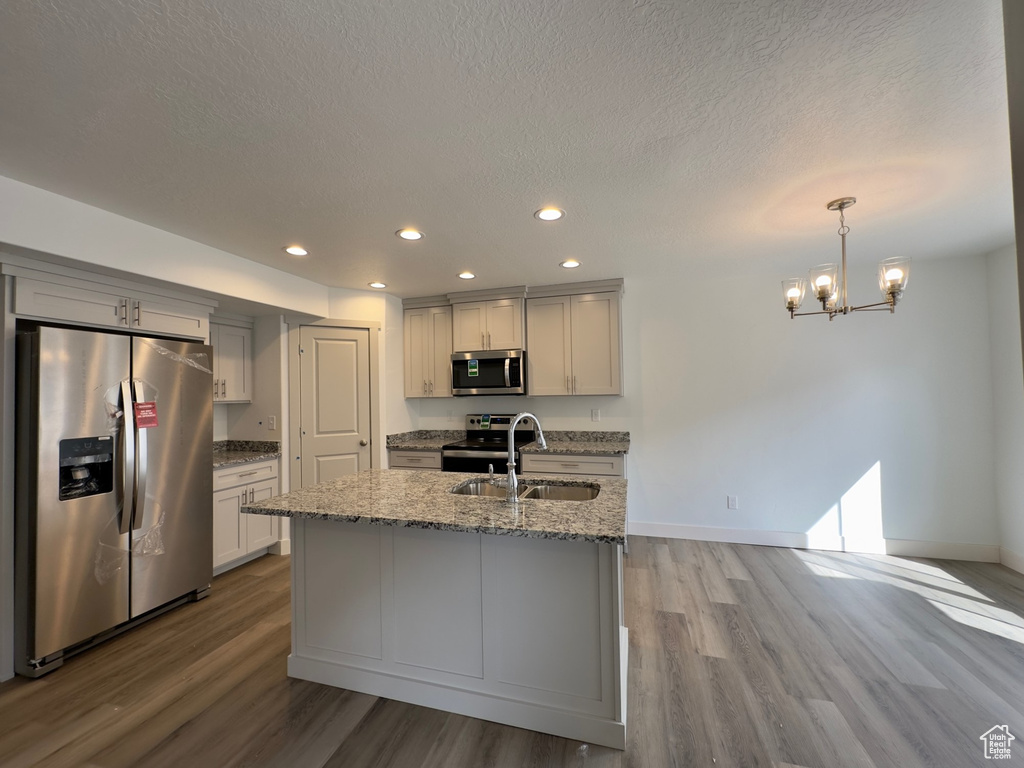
<box><xmin>441</xmin><ymin>414</ymin><xmax>537</xmax><ymax>473</ymax></box>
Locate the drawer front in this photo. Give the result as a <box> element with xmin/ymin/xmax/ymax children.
<box><xmin>389</xmin><ymin>450</ymin><xmax>443</xmax><ymax>470</ymax></box>
<box><xmin>520</xmin><ymin>454</ymin><xmax>624</xmax><ymax>477</ymax></box>
<box><xmin>214</xmin><ymin>460</ymin><xmax>279</xmax><ymax>491</ymax></box>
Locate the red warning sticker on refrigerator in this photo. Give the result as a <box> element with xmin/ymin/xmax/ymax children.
<box><xmin>134</xmin><ymin>401</ymin><xmax>159</xmax><ymax>428</ymax></box>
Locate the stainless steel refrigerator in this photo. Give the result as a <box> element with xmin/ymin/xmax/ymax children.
<box><xmin>15</xmin><ymin>324</ymin><xmax>213</xmax><ymax>677</ymax></box>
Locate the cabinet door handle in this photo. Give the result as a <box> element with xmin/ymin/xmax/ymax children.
<box><xmin>573</xmin><ymin>375</ymin><xmax>578</xmax><ymax>394</ymax></box>
<box><xmin>487</xmin><ymin>331</ymin><xmax>491</xmax><ymax>349</ymax></box>
<box><xmin>360</xmin><ymin>439</ymin><xmax>368</xmax><ymax>446</ymax></box>
<box><xmin>119</xmin><ymin>299</ymin><xmax>129</xmax><ymax>326</ymax></box>
<box><xmin>249</xmin><ymin>487</ymin><xmax>255</xmax><ymax>503</ymax></box>
<box><xmin>238</xmin><ymin>470</ymin><xmax>258</xmax><ymax>478</ymax></box>
<box><xmin>213</xmin><ymin>379</ymin><xmax>219</xmax><ymax>399</ymax></box>
<box><xmin>561</xmin><ymin>462</ymin><xmax>581</xmax><ymax>467</ymax></box>
<box><xmin>423</xmin><ymin>380</ymin><xmax>427</xmax><ymax>395</ymax></box>
<box><xmin>566</xmin><ymin>376</ymin><xmax>571</xmax><ymax>394</ymax></box>
<box><xmin>481</xmin><ymin>332</ymin><xmax>485</xmax><ymax>349</ymax></box>
<box><xmin>133</xmin><ymin>301</ymin><xmax>141</xmax><ymax>326</ymax></box>
<box><xmin>221</xmin><ymin>380</ymin><xmax>226</xmax><ymax>398</ymax></box>
<box><xmin>429</xmin><ymin>380</ymin><xmax>433</xmax><ymax>395</ymax></box>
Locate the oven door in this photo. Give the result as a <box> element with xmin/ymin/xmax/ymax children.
<box><xmin>451</xmin><ymin>350</ymin><xmax>525</xmax><ymax>396</ymax></box>
<box><xmin>442</xmin><ymin>449</ymin><xmax>511</xmax><ymax>473</ymax></box>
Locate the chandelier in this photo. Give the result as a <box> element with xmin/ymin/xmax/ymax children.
<box><xmin>783</xmin><ymin>197</ymin><xmax>910</xmax><ymax>320</ymax></box>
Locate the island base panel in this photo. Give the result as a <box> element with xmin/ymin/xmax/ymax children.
<box><xmin>289</xmin><ymin>518</ymin><xmax>627</xmax><ymax>750</ymax></box>
<box><xmin>287</xmin><ymin>654</ymin><xmax>626</xmax><ymax>749</ymax></box>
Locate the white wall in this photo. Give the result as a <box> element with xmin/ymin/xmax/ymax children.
<box><xmin>417</xmin><ymin>257</ymin><xmax>1001</xmax><ymax>551</ymax></box>
<box><xmin>988</xmin><ymin>245</ymin><xmax>1024</xmax><ymax>566</ymax></box>
<box><xmin>0</xmin><ymin>175</ymin><xmax>330</xmax><ymax>317</ymax></box>
<box><xmin>632</xmin><ymin>255</ymin><xmax>998</xmax><ymax>549</ymax></box>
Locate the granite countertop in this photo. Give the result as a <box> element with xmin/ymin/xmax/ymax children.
<box><xmin>213</xmin><ymin>440</ymin><xmax>282</xmax><ymax>469</ymax></box>
<box><xmin>386</xmin><ymin>429</ymin><xmax>630</xmax><ymax>456</ymax></box>
<box><xmin>242</xmin><ymin>468</ymin><xmax>626</xmax><ymax>545</ymax></box>
<box><xmin>385</xmin><ymin>430</ymin><xmax>462</xmax><ymax>452</ymax></box>
<box><xmin>524</xmin><ymin>438</ymin><xmax>626</xmax><ymax>456</ymax></box>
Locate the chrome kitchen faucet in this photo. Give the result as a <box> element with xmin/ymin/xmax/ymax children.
<box><xmin>507</xmin><ymin>412</ymin><xmax>546</xmax><ymax>501</ymax></box>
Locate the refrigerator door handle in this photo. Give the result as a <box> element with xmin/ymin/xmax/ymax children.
<box><xmin>131</xmin><ymin>380</ymin><xmax>148</xmax><ymax>531</ymax></box>
<box><xmin>120</xmin><ymin>380</ymin><xmax>136</xmax><ymax>535</ymax></box>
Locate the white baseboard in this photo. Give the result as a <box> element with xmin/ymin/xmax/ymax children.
<box><xmin>1000</xmin><ymin>546</ymin><xmax>1024</xmax><ymax>575</ymax></box>
<box><xmin>269</xmin><ymin>538</ymin><xmax>291</xmax><ymax>556</ymax></box>
<box><xmin>628</xmin><ymin>521</ymin><xmax>1000</xmax><ymax>562</ymax></box>
<box><xmin>629</xmin><ymin>521</ymin><xmax>811</xmax><ymax>548</ymax></box>
<box><xmin>884</xmin><ymin>538</ymin><xmax>999</xmax><ymax>562</ymax></box>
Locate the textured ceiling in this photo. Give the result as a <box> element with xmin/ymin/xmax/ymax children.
<box><xmin>0</xmin><ymin>0</ymin><xmax>1013</xmax><ymax>298</ymax></box>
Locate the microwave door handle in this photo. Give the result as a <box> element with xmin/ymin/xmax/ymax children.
<box><xmin>504</xmin><ymin>358</ymin><xmax>511</xmax><ymax>388</ymax></box>
<box><xmin>118</xmin><ymin>380</ymin><xmax>135</xmax><ymax>535</ymax></box>
<box><xmin>131</xmin><ymin>381</ymin><xmax>148</xmax><ymax>531</ymax></box>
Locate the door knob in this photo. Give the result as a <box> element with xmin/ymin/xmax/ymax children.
<box><xmin>360</xmin><ymin>439</ymin><xmax>368</xmax><ymax>446</ymax></box>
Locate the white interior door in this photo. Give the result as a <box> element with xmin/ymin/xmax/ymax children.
<box><xmin>299</xmin><ymin>326</ymin><xmax>372</xmax><ymax>488</ymax></box>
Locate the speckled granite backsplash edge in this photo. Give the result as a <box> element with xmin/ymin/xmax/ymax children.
<box><xmin>213</xmin><ymin>440</ymin><xmax>281</xmax><ymax>453</ymax></box>
<box><xmin>386</xmin><ymin>430</ymin><xmax>628</xmax><ymax>446</ymax></box>
<box><xmin>385</xmin><ymin>430</ymin><xmax>464</xmax><ymax>448</ymax></box>
<box><xmin>543</xmin><ymin>430</ymin><xmax>629</xmax><ymax>442</ymax></box>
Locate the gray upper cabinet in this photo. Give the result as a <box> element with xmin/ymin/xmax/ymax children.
<box><xmin>13</xmin><ymin>274</ymin><xmax>212</xmax><ymax>341</ymax></box>
<box><xmin>526</xmin><ymin>291</ymin><xmax>622</xmax><ymax>396</ymax></box>
<box><xmin>404</xmin><ymin>306</ymin><xmax>453</xmax><ymax>398</ymax></box>
<box><xmin>211</xmin><ymin>322</ymin><xmax>253</xmax><ymax>403</ymax></box>
<box><xmin>451</xmin><ymin>299</ymin><xmax>523</xmax><ymax>352</ymax></box>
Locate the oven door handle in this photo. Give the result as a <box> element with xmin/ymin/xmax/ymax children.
<box><xmin>442</xmin><ymin>449</ymin><xmax>510</xmax><ymax>460</ymax></box>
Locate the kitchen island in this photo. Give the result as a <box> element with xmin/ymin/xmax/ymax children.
<box><xmin>243</xmin><ymin>469</ymin><xmax>627</xmax><ymax>749</ymax></box>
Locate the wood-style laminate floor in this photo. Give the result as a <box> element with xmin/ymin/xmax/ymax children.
<box><xmin>2</xmin><ymin>538</ymin><xmax>1024</xmax><ymax>767</ymax></box>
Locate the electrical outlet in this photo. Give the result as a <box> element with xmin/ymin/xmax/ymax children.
<box><xmin>269</xmin><ymin>415</ymin><xmax>277</xmax><ymax>431</ymax></box>
<box><xmin>727</xmin><ymin>495</ymin><xmax>739</xmax><ymax>510</ymax></box>
<box><xmin>591</xmin><ymin>409</ymin><xmax>601</xmax><ymax>422</ymax></box>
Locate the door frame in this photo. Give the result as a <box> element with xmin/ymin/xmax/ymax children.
<box><xmin>286</xmin><ymin>318</ymin><xmax>382</xmax><ymax>493</ymax></box>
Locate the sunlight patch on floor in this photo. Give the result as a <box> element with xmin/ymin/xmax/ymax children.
<box><xmin>928</xmin><ymin>599</ymin><xmax>1024</xmax><ymax>645</ymax></box>
<box><xmin>794</xmin><ymin>550</ymin><xmax>995</xmax><ymax>607</ymax></box>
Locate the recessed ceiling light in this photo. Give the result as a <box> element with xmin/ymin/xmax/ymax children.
<box><xmin>368</xmin><ymin>282</ymin><xmax>387</xmax><ymax>289</ymax></box>
<box><xmin>284</xmin><ymin>245</ymin><xmax>308</xmax><ymax>256</ymax></box>
<box><xmin>560</xmin><ymin>259</ymin><xmax>581</xmax><ymax>269</ymax></box>
<box><xmin>458</xmin><ymin>272</ymin><xmax>475</xmax><ymax>280</ymax></box>
<box><xmin>534</xmin><ymin>207</ymin><xmax>565</xmax><ymax>222</ymax></box>
<box><xmin>396</xmin><ymin>228</ymin><xmax>424</xmax><ymax>241</ymax></box>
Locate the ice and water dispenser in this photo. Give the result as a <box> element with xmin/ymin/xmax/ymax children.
<box><xmin>58</xmin><ymin>436</ymin><xmax>114</xmax><ymax>501</ymax></box>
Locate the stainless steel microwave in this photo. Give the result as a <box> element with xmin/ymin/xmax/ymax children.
<box><xmin>451</xmin><ymin>349</ymin><xmax>526</xmax><ymax>396</ymax></box>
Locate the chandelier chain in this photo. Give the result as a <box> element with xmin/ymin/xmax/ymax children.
<box><xmin>837</xmin><ymin>207</ymin><xmax>850</xmax><ymax>237</ymax></box>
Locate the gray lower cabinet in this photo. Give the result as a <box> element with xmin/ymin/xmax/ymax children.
<box><xmin>213</xmin><ymin>460</ymin><xmax>279</xmax><ymax>571</ymax></box>
<box><xmin>520</xmin><ymin>453</ymin><xmax>625</xmax><ymax>477</ymax></box>
<box><xmin>389</xmin><ymin>450</ymin><xmax>443</xmax><ymax>470</ymax></box>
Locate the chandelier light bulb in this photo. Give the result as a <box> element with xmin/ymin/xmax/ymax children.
<box><xmin>815</xmin><ymin>275</ymin><xmax>832</xmax><ymax>287</ymax></box>
<box><xmin>884</xmin><ymin>268</ymin><xmax>904</xmax><ymax>283</ymax></box>
<box><xmin>786</xmin><ymin>287</ymin><xmax>802</xmax><ymax>299</ymax></box>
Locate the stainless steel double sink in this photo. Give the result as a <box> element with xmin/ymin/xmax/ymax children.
<box><xmin>450</xmin><ymin>478</ymin><xmax>600</xmax><ymax>501</ymax></box>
